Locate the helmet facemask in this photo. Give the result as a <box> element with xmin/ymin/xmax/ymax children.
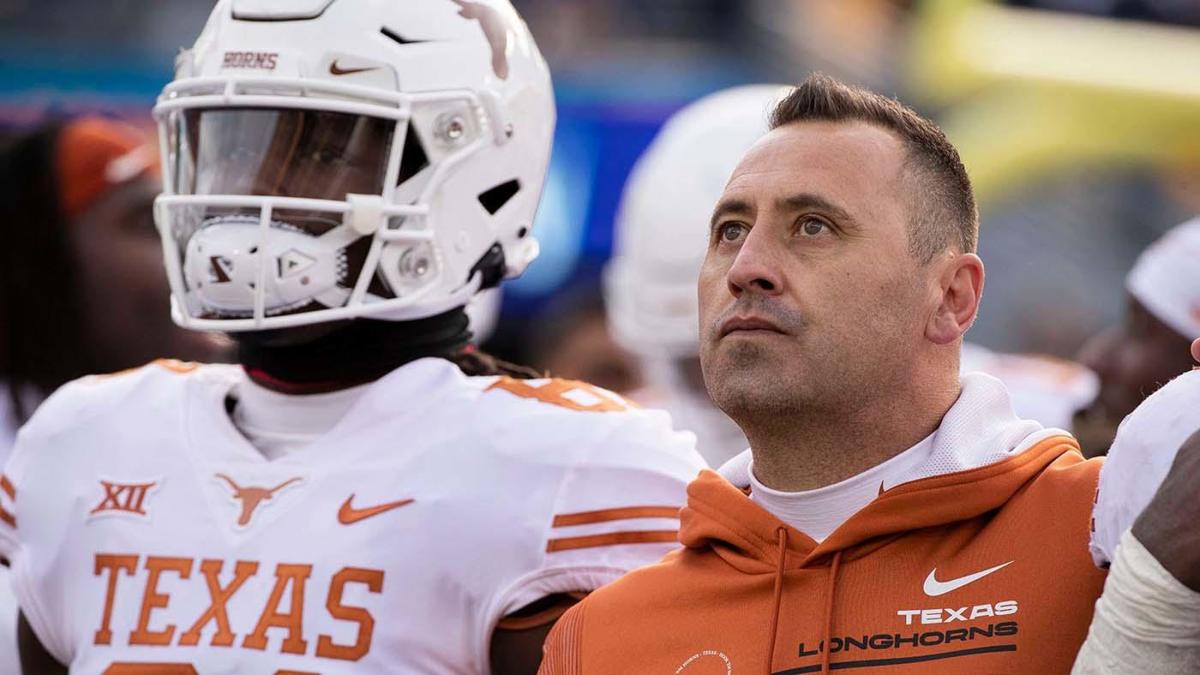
<box><xmin>156</xmin><ymin>79</ymin><xmax>502</xmax><ymax>331</ymax></box>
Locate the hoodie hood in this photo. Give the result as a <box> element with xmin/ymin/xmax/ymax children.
<box><xmin>682</xmin><ymin>373</ymin><xmax>1081</xmax><ymax>573</ymax></box>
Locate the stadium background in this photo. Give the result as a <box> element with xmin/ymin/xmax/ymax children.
<box><xmin>2</xmin><ymin>0</ymin><xmax>1198</xmax><ymax>366</ymax></box>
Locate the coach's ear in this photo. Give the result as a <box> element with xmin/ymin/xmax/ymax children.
<box><xmin>926</xmin><ymin>252</ymin><xmax>984</xmax><ymax>346</ymax></box>
<box><xmin>1191</xmin><ymin>338</ymin><xmax>1199</xmax><ymax>366</ymax></box>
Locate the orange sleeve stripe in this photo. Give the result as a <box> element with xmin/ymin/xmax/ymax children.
<box><xmin>106</xmin><ymin>666</ymin><xmax>214</xmax><ymax>675</ymax></box>
<box><xmin>95</xmin><ymin>359</ymin><xmax>199</xmax><ymax>381</ymax></box>
<box><xmin>552</xmin><ymin>506</ymin><xmax>680</xmax><ymax>527</ymax></box>
<box><xmin>154</xmin><ymin>359</ymin><xmax>200</xmax><ymax>374</ymax></box>
<box><xmin>0</xmin><ymin>475</ymin><xmax>13</xmax><ymax>500</ymax></box>
<box><xmin>0</xmin><ymin>506</ymin><xmax>14</xmax><ymax>529</ymax></box>
<box><xmin>546</xmin><ymin>530</ymin><xmax>678</xmax><ymax>552</ymax></box>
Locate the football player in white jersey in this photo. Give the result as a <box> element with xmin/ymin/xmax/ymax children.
<box><xmin>0</xmin><ymin>117</ymin><xmax>231</xmax><ymax>675</ymax></box>
<box><xmin>0</xmin><ymin>1</ymin><xmax>704</xmax><ymax>673</ymax></box>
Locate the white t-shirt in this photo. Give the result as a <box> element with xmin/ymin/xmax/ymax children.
<box><xmin>0</xmin><ymin>359</ymin><xmax>704</xmax><ymax>673</ymax></box>
<box><xmin>747</xmin><ymin>434</ymin><xmax>934</xmax><ymax>542</ymax></box>
<box><xmin>722</xmin><ymin>373</ymin><xmax>1065</xmax><ymax>543</ymax></box>
<box><xmin>230</xmin><ymin>377</ymin><xmax>371</xmax><ymax>461</ymax></box>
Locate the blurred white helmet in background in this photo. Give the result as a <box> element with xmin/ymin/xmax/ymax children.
<box><xmin>605</xmin><ymin>85</ymin><xmax>788</xmax><ymax>357</ymax></box>
<box><xmin>959</xmin><ymin>342</ymin><xmax>1097</xmax><ymax>431</ymax></box>
<box><xmin>607</xmin><ymin>85</ymin><xmax>787</xmax><ymax>466</ymax></box>
<box><xmin>155</xmin><ymin>0</ymin><xmax>554</xmax><ymax>331</ymax></box>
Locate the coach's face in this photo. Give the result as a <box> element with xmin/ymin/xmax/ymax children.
<box><xmin>699</xmin><ymin>120</ymin><xmax>932</xmax><ymax>420</ymax></box>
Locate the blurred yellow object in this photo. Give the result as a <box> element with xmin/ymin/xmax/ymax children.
<box><xmin>909</xmin><ymin>0</ymin><xmax>1200</xmax><ymax>204</ymax></box>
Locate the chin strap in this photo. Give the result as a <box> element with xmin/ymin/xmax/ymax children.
<box><xmin>237</xmin><ymin>309</ymin><xmax>472</xmax><ymax>392</ymax></box>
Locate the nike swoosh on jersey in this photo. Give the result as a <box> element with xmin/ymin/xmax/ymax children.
<box><xmin>923</xmin><ymin>560</ymin><xmax>1013</xmax><ymax>597</ymax></box>
<box><xmin>329</xmin><ymin>60</ymin><xmax>379</xmax><ymax>76</ymax></box>
<box><xmin>338</xmin><ymin>495</ymin><xmax>415</xmax><ymax>525</ymax></box>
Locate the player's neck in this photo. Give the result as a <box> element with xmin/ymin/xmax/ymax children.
<box><xmin>747</xmin><ymin>373</ymin><xmax>960</xmax><ymax>493</ymax></box>
<box><xmin>242</xmin><ymin>366</ymin><xmax>375</xmax><ymax>395</ymax></box>
<box><xmin>237</xmin><ymin>310</ymin><xmax>472</xmax><ymax>394</ymax></box>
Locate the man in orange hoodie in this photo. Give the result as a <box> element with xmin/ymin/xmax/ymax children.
<box><xmin>539</xmin><ymin>74</ymin><xmax>1198</xmax><ymax>674</ymax></box>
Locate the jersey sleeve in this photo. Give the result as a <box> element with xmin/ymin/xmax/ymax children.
<box><xmin>0</xmin><ymin>423</ymin><xmax>74</xmax><ymax>665</ymax></box>
<box><xmin>1090</xmin><ymin>370</ymin><xmax>1200</xmax><ymax>567</ymax></box>
<box><xmin>493</xmin><ymin>398</ymin><xmax>705</xmax><ymax>618</ymax></box>
<box><xmin>0</xmin><ymin>365</ymin><xmax>184</xmax><ymax>664</ymax></box>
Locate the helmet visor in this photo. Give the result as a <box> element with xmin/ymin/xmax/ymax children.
<box><xmin>171</xmin><ymin>107</ymin><xmax>395</xmax><ymax>200</ymax></box>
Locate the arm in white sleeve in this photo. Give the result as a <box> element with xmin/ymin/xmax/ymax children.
<box><xmin>1090</xmin><ymin>371</ymin><xmax>1200</xmax><ymax>567</ymax></box>
<box><xmin>1072</xmin><ymin>530</ymin><xmax>1200</xmax><ymax>674</ymax></box>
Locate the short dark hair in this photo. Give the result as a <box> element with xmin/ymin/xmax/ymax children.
<box><xmin>769</xmin><ymin>73</ymin><xmax>978</xmax><ymax>261</ymax></box>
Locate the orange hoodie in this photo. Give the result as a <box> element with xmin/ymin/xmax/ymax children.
<box><xmin>540</xmin><ymin>434</ymin><xmax>1105</xmax><ymax>674</ymax></box>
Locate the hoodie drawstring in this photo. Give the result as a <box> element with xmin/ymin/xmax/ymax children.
<box><xmin>765</xmin><ymin>526</ymin><xmax>788</xmax><ymax>675</ymax></box>
<box><xmin>763</xmin><ymin>527</ymin><xmax>843</xmax><ymax>675</ymax></box>
<box><xmin>819</xmin><ymin>550</ymin><xmax>843</xmax><ymax>675</ymax></box>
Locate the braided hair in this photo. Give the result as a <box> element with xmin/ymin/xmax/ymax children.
<box><xmin>0</xmin><ymin>121</ymin><xmax>97</xmax><ymax>422</ymax></box>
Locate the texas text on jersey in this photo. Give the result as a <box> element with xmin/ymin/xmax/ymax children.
<box><xmin>0</xmin><ymin>359</ymin><xmax>703</xmax><ymax>672</ymax></box>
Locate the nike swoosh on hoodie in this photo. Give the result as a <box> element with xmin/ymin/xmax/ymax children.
<box><xmin>923</xmin><ymin>561</ymin><xmax>1014</xmax><ymax>597</ymax></box>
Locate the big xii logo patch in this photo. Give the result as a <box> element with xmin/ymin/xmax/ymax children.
<box><xmin>90</xmin><ymin>480</ymin><xmax>159</xmax><ymax>519</ymax></box>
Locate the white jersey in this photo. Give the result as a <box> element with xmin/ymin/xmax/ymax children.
<box><xmin>1</xmin><ymin>384</ymin><xmax>18</xmax><ymax>675</ymax></box>
<box><xmin>0</xmin><ymin>380</ymin><xmax>40</xmax><ymax>675</ymax></box>
<box><xmin>1090</xmin><ymin>369</ymin><xmax>1200</xmax><ymax>567</ymax></box>
<box><xmin>0</xmin><ymin>358</ymin><xmax>704</xmax><ymax>674</ymax></box>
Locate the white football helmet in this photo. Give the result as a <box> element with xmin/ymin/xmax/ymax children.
<box><xmin>605</xmin><ymin>85</ymin><xmax>788</xmax><ymax>357</ymax></box>
<box><xmin>154</xmin><ymin>0</ymin><xmax>554</xmax><ymax>331</ymax></box>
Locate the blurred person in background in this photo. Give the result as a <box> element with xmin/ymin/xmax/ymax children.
<box><xmin>605</xmin><ymin>85</ymin><xmax>785</xmax><ymax>467</ymax></box>
<box><xmin>960</xmin><ymin>344</ymin><xmax>1097</xmax><ymax>431</ymax></box>
<box><xmin>1074</xmin><ymin>216</ymin><xmax>1200</xmax><ymax>457</ymax></box>
<box><xmin>525</xmin><ymin>282</ymin><xmax>645</xmax><ymax>396</ymax></box>
<box><xmin>0</xmin><ymin>117</ymin><xmax>228</xmax><ymax>458</ymax></box>
<box><xmin>0</xmin><ymin>118</ymin><xmax>227</xmax><ymax>675</ymax></box>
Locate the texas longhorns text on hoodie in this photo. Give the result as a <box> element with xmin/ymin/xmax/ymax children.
<box><xmin>540</xmin><ymin>375</ymin><xmax>1107</xmax><ymax>674</ymax></box>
